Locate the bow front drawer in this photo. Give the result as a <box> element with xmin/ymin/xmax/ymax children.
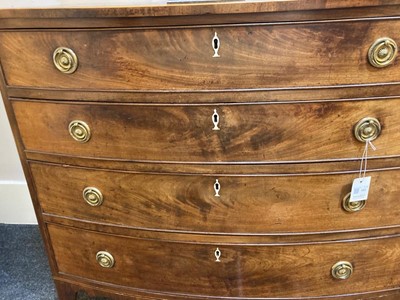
<box><xmin>49</xmin><ymin>224</ymin><xmax>400</xmax><ymax>298</ymax></box>
<box><xmin>12</xmin><ymin>99</ymin><xmax>400</xmax><ymax>162</ymax></box>
<box><xmin>1</xmin><ymin>19</ymin><xmax>399</xmax><ymax>91</ymax></box>
<box><xmin>32</xmin><ymin>163</ymin><xmax>400</xmax><ymax>234</ymax></box>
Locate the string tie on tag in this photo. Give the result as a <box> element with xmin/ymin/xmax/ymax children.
<box><xmin>359</xmin><ymin>139</ymin><xmax>376</xmax><ymax>180</ymax></box>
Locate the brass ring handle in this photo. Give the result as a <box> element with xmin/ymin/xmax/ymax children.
<box><xmin>331</xmin><ymin>261</ymin><xmax>353</xmax><ymax>280</ymax></box>
<box><xmin>53</xmin><ymin>47</ymin><xmax>78</xmax><ymax>74</ymax></box>
<box><xmin>96</xmin><ymin>251</ymin><xmax>115</xmax><ymax>268</ymax></box>
<box><xmin>342</xmin><ymin>192</ymin><xmax>366</xmax><ymax>213</ymax></box>
<box><xmin>354</xmin><ymin>117</ymin><xmax>381</xmax><ymax>142</ymax></box>
<box><xmin>68</xmin><ymin>120</ymin><xmax>91</xmax><ymax>143</ymax></box>
<box><xmin>368</xmin><ymin>38</ymin><xmax>398</xmax><ymax>68</ymax></box>
<box><xmin>83</xmin><ymin>187</ymin><xmax>103</xmax><ymax>207</ymax></box>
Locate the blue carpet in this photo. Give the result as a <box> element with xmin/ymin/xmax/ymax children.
<box><xmin>0</xmin><ymin>224</ymin><xmax>57</xmax><ymax>300</ymax></box>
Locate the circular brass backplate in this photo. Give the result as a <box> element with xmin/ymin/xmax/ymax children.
<box><xmin>96</xmin><ymin>251</ymin><xmax>115</xmax><ymax>268</ymax></box>
<box><xmin>83</xmin><ymin>187</ymin><xmax>104</xmax><ymax>206</ymax></box>
<box><xmin>68</xmin><ymin>120</ymin><xmax>91</xmax><ymax>143</ymax></box>
<box><xmin>342</xmin><ymin>192</ymin><xmax>366</xmax><ymax>213</ymax></box>
<box><xmin>368</xmin><ymin>37</ymin><xmax>398</xmax><ymax>68</ymax></box>
<box><xmin>331</xmin><ymin>261</ymin><xmax>353</xmax><ymax>280</ymax></box>
<box><xmin>53</xmin><ymin>47</ymin><xmax>78</xmax><ymax>74</ymax></box>
<box><xmin>354</xmin><ymin>117</ymin><xmax>381</xmax><ymax>142</ymax></box>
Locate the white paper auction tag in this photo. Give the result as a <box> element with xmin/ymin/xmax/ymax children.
<box><xmin>350</xmin><ymin>176</ymin><xmax>371</xmax><ymax>202</ymax></box>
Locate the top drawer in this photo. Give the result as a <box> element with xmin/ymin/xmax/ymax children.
<box><xmin>0</xmin><ymin>19</ymin><xmax>399</xmax><ymax>91</ymax></box>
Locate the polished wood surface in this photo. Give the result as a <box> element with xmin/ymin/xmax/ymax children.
<box><xmin>54</xmin><ymin>279</ymin><xmax>400</xmax><ymax>300</ymax></box>
<box><xmin>2</xmin><ymin>0</ymin><xmax>400</xmax><ymax>10</ymax></box>
<box><xmin>32</xmin><ymin>162</ymin><xmax>400</xmax><ymax>234</ymax></box>
<box><xmin>2</xmin><ymin>7</ymin><xmax>400</xmax><ymax>30</ymax></box>
<box><xmin>41</xmin><ymin>215</ymin><xmax>400</xmax><ymax>244</ymax></box>
<box><xmin>1</xmin><ymin>20</ymin><xmax>399</xmax><ymax>91</ymax></box>
<box><xmin>12</xmin><ymin>99</ymin><xmax>400</xmax><ymax>162</ymax></box>
<box><xmin>1</xmin><ymin>0</ymin><xmax>400</xmax><ymax>19</ymax></box>
<box><xmin>24</xmin><ymin>152</ymin><xmax>400</xmax><ymax>174</ymax></box>
<box><xmin>0</xmin><ymin>40</ymin><xmax>60</xmax><ymax>279</ymax></box>
<box><xmin>6</xmin><ymin>84</ymin><xmax>400</xmax><ymax>104</ymax></box>
<box><xmin>49</xmin><ymin>223</ymin><xmax>400</xmax><ymax>298</ymax></box>
<box><xmin>1</xmin><ymin>1</ymin><xmax>400</xmax><ymax>299</ymax></box>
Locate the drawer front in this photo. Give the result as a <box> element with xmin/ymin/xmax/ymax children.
<box><xmin>49</xmin><ymin>224</ymin><xmax>400</xmax><ymax>297</ymax></box>
<box><xmin>14</xmin><ymin>99</ymin><xmax>400</xmax><ymax>162</ymax></box>
<box><xmin>33</xmin><ymin>163</ymin><xmax>400</xmax><ymax>234</ymax></box>
<box><xmin>56</xmin><ymin>280</ymin><xmax>400</xmax><ymax>300</ymax></box>
<box><xmin>1</xmin><ymin>20</ymin><xmax>399</xmax><ymax>90</ymax></box>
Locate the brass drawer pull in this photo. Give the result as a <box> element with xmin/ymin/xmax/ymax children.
<box><xmin>368</xmin><ymin>37</ymin><xmax>398</xmax><ymax>68</ymax></box>
<box><xmin>96</xmin><ymin>251</ymin><xmax>115</xmax><ymax>268</ymax></box>
<box><xmin>331</xmin><ymin>261</ymin><xmax>353</xmax><ymax>280</ymax></box>
<box><xmin>83</xmin><ymin>187</ymin><xmax>104</xmax><ymax>207</ymax></box>
<box><xmin>53</xmin><ymin>47</ymin><xmax>78</xmax><ymax>74</ymax></box>
<box><xmin>342</xmin><ymin>192</ymin><xmax>366</xmax><ymax>212</ymax></box>
<box><xmin>354</xmin><ymin>117</ymin><xmax>381</xmax><ymax>142</ymax></box>
<box><xmin>68</xmin><ymin>120</ymin><xmax>91</xmax><ymax>143</ymax></box>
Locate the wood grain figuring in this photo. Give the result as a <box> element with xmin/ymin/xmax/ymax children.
<box><xmin>54</xmin><ymin>279</ymin><xmax>400</xmax><ymax>300</ymax></box>
<box><xmin>25</xmin><ymin>153</ymin><xmax>400</xmax><ymax>175</ymax></box>
<box><xmin>0</xmin><ymin>50</ymin><xmax>60</xmax><ymax>277</ymax></box>
<box><xmin>31</xmin><ymin>162</ymin><xmax>400</xmax><ymax>234</ymax></box>
<box><xmin>2</xmin><ymin>2</ymin><xmax>400</xmax><ymax>299</ymax></box>
<box><xmin>1</xmin><ymin>0</ymin><xmax>400</xmax><ymax>19</ymax></box>
<box><xmin>8</xmin><ymin>84</ymin><xmax>400</xmax><ymax>104</ymax></box>
<box><xmin>2</xmin><ymin>0</ymin><xmax>400</xmax><ymax>10</ymax></box>
<box><xmin>1</xmin><ymin>19</ymin><xmax>400</xmax><ymax>91</ymax></box>
<box><xmin>12</xmin><ymin>99</ymin><xmax>400</xmax><ymax>162</ymax></box>
<box><xmin>2</xmin><ymin>7</ymin><xmax>400</xmax><ymax>29</ymax></box>
<box><xmin>49</xmin><ymin>224</ymin><xmax>400</xmax><ymax>298</ymax></box>
<box><xmin>40</xmin><ymin>215</ymin><xmax>400</xmax><ymax>243</ymax></box>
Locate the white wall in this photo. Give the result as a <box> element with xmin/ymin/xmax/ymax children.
<box><xmin>1</xmin><ymin>0</ymin><xmax>63</xmax><ymax>224</ymax></box>
<box><xmin>0</xmin><ymin>94</ymin><xmax>36</xmax><ymax>224</ymax></box>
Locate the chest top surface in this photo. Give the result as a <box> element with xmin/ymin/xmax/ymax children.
<box><xmin>1</xmin><ymin>0</ymin><xmax>400</xmax><ymax>19</ymax></box>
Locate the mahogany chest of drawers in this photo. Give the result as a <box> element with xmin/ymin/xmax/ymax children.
<box><xmin>1</xmin><ymin>1</ymin><xmax>400</xmax><ymax>299</ymax></box>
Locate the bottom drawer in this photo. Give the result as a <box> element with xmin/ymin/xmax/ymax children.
<box><xmin>49</xmin><ymin>224</ymin><xmax>400</xmax><ymax>298</ymax></box>
<box><xmin>55</xmin><ymin>279</ymin><xmax>400</xmax><ymax>300</ymax></box>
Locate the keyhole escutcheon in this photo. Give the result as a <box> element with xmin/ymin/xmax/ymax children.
<box><xmin>215</xmin><ymin>248</ymin><xmax>221</xmax><ymax>262</ymax></box>
<box><xmin>214</xmin><ymin>179</ymin><xmax>221</xmax><ymax>197</ymax></box>
<box><xmin>212</xmin><ymin>109</ymin><xmax>220</xmax><ymax>130</ymax></box>
<box><xmin>212</xmin><ymin>32</ymin><xmax>220</xmax><ymax>58</ymax></box>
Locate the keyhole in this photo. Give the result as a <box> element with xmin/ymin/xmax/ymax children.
<box><xmin>212</xmin><ymin>109</ymin><xmax>220</xmax><ymax>130</ymax></box>
<box><xmin>214</xmin><ymin>179</ymin><xmax>220</xmax><ymax>197</ymax></box>
<box><xmin>215</xmin><ymin>248</ymin><xmax>221</xmax><ymax>262</ymax></box>
<box><xmin>213</xmin><ymin>38</ymin><xmax>219</xmax><ymax>50</ymax></box>
<box><xmin>212</xmin><ymin>32</ymin><xmax>220</xmax><ymax>58</ymax></box>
